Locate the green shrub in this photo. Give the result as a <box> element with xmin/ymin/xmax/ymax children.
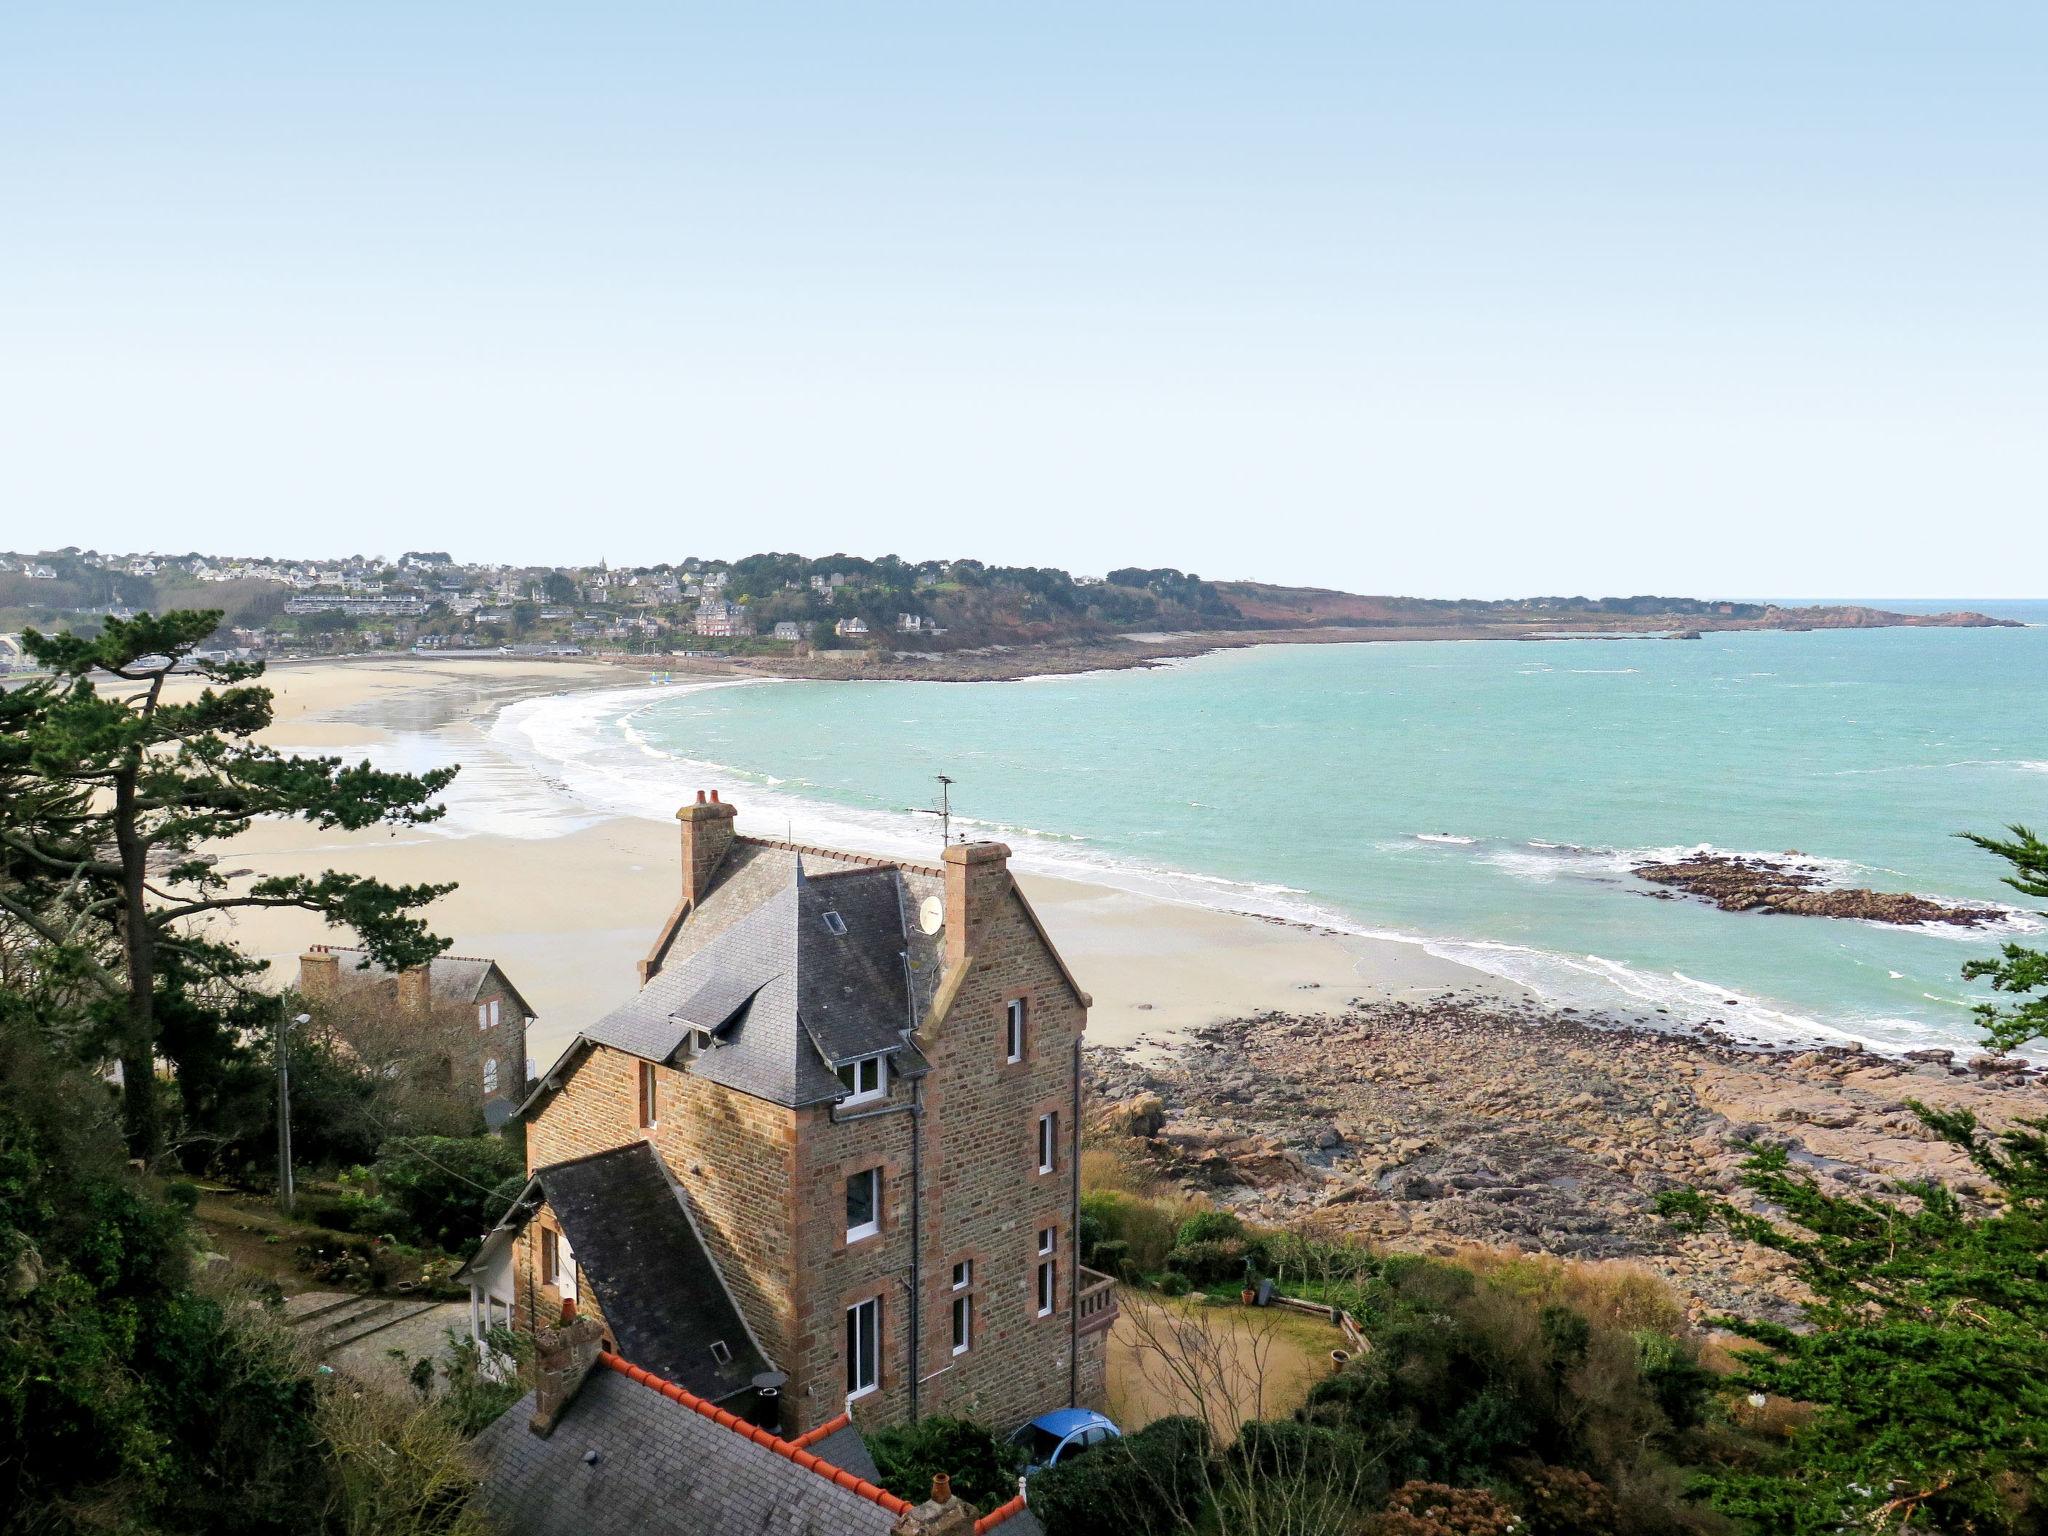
<box><xmin>1174</xmin><ymin>1208</ymin><xmax>1246</xmax><ymax>1247</ymax></box>
<box><xmin>864</xmin><ymin>1415</ymin><xmax>1024</xmax><ymax>1513</ymax></box>
<box><xmin>1126</xmin><ymin>1415</ymin><xmax>1212</xmax><ymax>1521</ymax></box>
<box><xmin>164</xmin><ymin>1179</ymin><xmax>201</xmax><ymax>1210</ymax></box>
<box><xmin>1165</xmin><ymin>1236</ymin><xmax>1259</xmax><ymax>1288</ymax></box>
<box><xmin>1154</xmin><ymin>1271</ymin><xmax>1192</xmax><ymax>1297</ymax></box>
<box><xmin>367</xmin><ymin>1135</ymin><xmax>523</xmax><ymax>1255</ymax></box>
<box><xmin>1080</xmin><ymin>1189</ymin><xmax>1178</xmax><ymax>1276</ymax></box>
<box><xmin>1089</xmin><ymin>1238</ymin><xmax>1131</xmax><ymax>1278</ymax></box>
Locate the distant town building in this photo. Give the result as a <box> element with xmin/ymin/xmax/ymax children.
<box><xmin>284</xmin><ymin>594</ymin><xmax>428</xmax><ymax>617</ymax></box>
<box><xmin>693</xmin><ymin>598</ymin><xmax>752</xmax><ymax>638</ymax></box>
<box><xmin>771</xmin><ymin>620</ymin><xmax>807</xmax><ymax>642</ymax></box>
<box><xmin>834</xmin><ymin>616</ymin><xmax>870</xmax><ymax>638</ymax></box>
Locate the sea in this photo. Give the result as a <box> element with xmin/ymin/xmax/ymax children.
<box><xmin>465</xmin><ymin>600</ymin><xmax>2048</xmax><ymax>1059</ymax></box>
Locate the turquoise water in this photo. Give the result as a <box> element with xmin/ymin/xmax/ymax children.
<box><xmin>504</xmin><ymin>605</ymin><xmax>2048</xmax><ymax>1054</ymax></box>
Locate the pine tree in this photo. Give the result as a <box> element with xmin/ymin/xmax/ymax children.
<box><xmin>0</xmin><ymin>611</ymin><xmax>456</xmax><ymax>1160</ymax></box>
<box><xmin>1959</xmin><ymin>824</ymin><xmax>2048</xmax><ymax>1054</ymax></box>
<box><xmin>1654</xmin><ymin>825</ymin><xmax>2048</xmax><ymax>1531</ymax></box>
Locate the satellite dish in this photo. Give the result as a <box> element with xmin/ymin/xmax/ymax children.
<box><xmin>918</xmin><ymin>895</ymin><xmax>944</xmax><ymax>935</ymax></box>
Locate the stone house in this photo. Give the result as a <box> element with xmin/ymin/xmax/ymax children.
<box><xmin>459</xmin><ymin>791</ymin><xmax>1115</xmax><ymax>1446</ymax></box>
<box><xmin>835</xmin><ymin>616</ymin><xmax>870</xmax><ymax>638</ymax></box>
<box><xmin>297</xmin><ymin>945</ymin><xmax>536</xmax><ymax>1128</ymax></box>
<box><xmin>695</xmin><ymin>597</ymin><xmax>753</xmax><ymax>637</ymax></box>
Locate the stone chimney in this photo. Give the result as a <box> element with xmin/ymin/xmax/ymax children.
<box><xmin>529</xmin><ymin>1313</ymin><xmax>606</xmax><ymax>1437</ymax></box>
<box><xmin>677</xmin><ymin>789</ymin><xmax>738</xmax><ymax>908</ymax></box>
<box><xmin>298</xmin><ymin>948</ymin><xmax>339</xmax><ymax>999</ymax></box>
<box><xmin>889</xmin><ymin>1474</ymin><xmax>976</xmax><ymax>1536</ymax></box>
<box><xmin>396</xmin><ymin>965</ymin><xmax>432</xmax><ymax>1015</ymax></box>
<box><xmin>942</xmin><ymin>842</ymin><xmax>1011</xmax><ymax>970</ymax></box>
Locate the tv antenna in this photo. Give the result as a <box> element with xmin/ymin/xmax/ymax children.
<box><xmin>908</xmin><ymin>774</ymin><xmax>957</xmax><ymax>848</ymax></box>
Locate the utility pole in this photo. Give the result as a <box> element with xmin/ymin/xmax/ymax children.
<box><xmin>276</xmin><ymin>1011</ymin><xmax>307</xmax><ymax>1215</ymax></box>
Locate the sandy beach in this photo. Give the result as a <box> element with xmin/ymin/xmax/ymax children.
<box><xmin>197</xmin><ymin>657</ymin><xmax>1496</xmax><ymax>1070</ymax></box>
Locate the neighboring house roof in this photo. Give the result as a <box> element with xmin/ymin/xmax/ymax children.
<box><xmin>311</xmin><ymin>946</ymin><xmax>537</xmax><ymax>1020</ymax></box>
<box><xmin>471</xmin><ymin>1363</ymin><xmax>902</xmax><ymax>1536</ymax></box>
<box><xmin>462</xmin><ymin>1143</ymin><xmax>769</xmax><ymax>1404</ymax></box>
<box><xmin>569</xmin><ymin>847</ymin><xmax>940</xmax><ymax>1109</ymax></box>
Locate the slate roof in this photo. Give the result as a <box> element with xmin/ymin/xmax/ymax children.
<box><xmin>531</xmin><ymin>1143</ymin><xmax>769</xmax><ymax>1403</ymax></box>
<box><xmin>312</xmin><ymin>945</ymin><xmax>535</xmax><ymax>1019</ymax></box>
<box><xmin>577</xmin><ymin>844</ymin><xmax>943</xmax><ymax>1108</ymax></box>
<box><xmin>470</xmin><ymin>1368</ymin><xmax>900</xmax><ymax>1536</ymax></box>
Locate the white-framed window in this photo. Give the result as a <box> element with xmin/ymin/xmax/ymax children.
<box><xmin>478</xmin><ymin>998</ymin><xmax>501</xmax><ymax>1031</ymax></box>
<box><xmin>837</xmin><ymin>1054</ymin><xmax>887</xmax><ymax>1105</ymax></box>
<box><xmin>542</xmin><ymin>1228</ymin><xmax>577</xmax><ymax>1302</ymax></box>
<box><xmin>637</xmin><ymin>1061</ymin><xmax>658</xmax><ymax>1128</ymax></box>
<box><xmin>483</xmin><ymin>1058</ymin><xmax>499</xmax><ymax>1095</ymax></box>
<box><xmin>951</xmin><ymin>1292</ymin><xmax>972</xmax><ymax>1356</ymax></box>
<box><xmin>846</xmin><ymin>1296</ymin><xmax>880</xmax><ymax>1398</ymax></box>
<box><xmin>846</xmin><ymin>1167</ymin><xmax>881</xmax><ymax>1243</ymax></box>
<box><xmin>1036</xmin><ymin>1226</ymin><xmax>1057</xmax><ymax>1317</ymax></box>
<box><xmin>1037</xmin><ymin>1111</ymin><xmax>1057</xmax><ymax>1175</ymax></box>
<box><xmin>951</xmin><ymin>1258</ymin><xmax>972</xmax><ymax>1290</ymax></box>
<box><xmin>1005</xmin><ymin>999</ymin><xmax>1026</xmax><ymax>1063</ymax></box>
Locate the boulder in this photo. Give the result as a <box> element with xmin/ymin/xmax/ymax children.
<box><xmin>1096</xmin><ymin>1092</ymin><xmax>1166</xmax><ymax>1139</ymax></box>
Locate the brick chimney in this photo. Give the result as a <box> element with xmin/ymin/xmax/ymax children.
<box><xmin>677</xmin><ymin>789</ymin><xmax>738</xmax><ymax>908</ymax></box>
<box><xmin>529</xmin><ymin>1314</ymin><xmax>605</xmax><ymax>1437</ymax></box>
<box><xmin>889</xmin><ymin>1474</ymin><xmax>975</xmax><ymax>1536</ymax></box>
<box><xmin>942</xmin><ymin>842</ymin><xmax>1011</xmax><ymax>970</ymax></box>
<box><xmin>396</xmin><ymin>965</ymin><xmax>432</xmax><ymax>1015</ymax></box>
<box><xmin>298</xmin><ymin>948</ymin><xmax>339</xmax><ymax>999</ymax></box>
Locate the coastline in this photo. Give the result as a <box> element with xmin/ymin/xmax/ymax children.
<box><xmin>190</xmin><ymin>656</ymin><xmax>2041</xmax><ymax>1318</ymax></box>
<box><xmin>584</xmin><ymin>605</ymin><xmax>2023</xmax><ymax>686</ymax></box>
<box><xmin>1088</xmin><ymin>994</ymin><xmax>2038</xmax><ymax>1320</ymax></box>
<box><xmin>192</xmin><ymin>658</ymin><xmax>1504</xmax><ymax>1068</ymax></box>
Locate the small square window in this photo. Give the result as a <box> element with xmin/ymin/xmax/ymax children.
<box><xmin>1038</xmin><ymin>1225</ymin><xmax>1057</xmax><ymax>1256</ymax></box>
<box><xmin>846</xmin><ymin>1168</ymin><xmax>880</xmax><ymax>1243</ymax></box>
<box><xmin>951</xmin><ymin>1259</ymin><xmax>972</xmax><ymax>1290</ymax></box>
<box><xmin>837</xmin><ymin>1054</ymin><xmax>887</xmax><ymax>1105</ymax></box>
<box><xmin>821</xmin><ymin>910</ymin><xmax>847</xmax><ymax>936</ymax></box>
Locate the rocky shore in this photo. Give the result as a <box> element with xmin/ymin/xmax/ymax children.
<box><xmin>1633</xmin><ymin>852</ymin><xmax>1999</xmax><ymax>927</ymax></box>
<box><xmin>1086</xmin><ymin>996</ymin><xmax>2038</xmax><ymax>1321</ymax></box>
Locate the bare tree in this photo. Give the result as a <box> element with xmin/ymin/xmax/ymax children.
<box><xmin>1113</xmin><ymin>1290</ymin><xmax>1383</xmax><ymax>1536</ymax></box>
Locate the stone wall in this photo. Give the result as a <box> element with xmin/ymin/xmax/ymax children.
<box><xmin>906</xmin><ymin>848</ymin><xmax>1091</xmax><ymax>1430</ymax></box>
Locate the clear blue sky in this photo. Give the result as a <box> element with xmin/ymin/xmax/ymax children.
<box><xmin>3</xmin><ymin>4</ymin><xmax>2041</xmax><ymax>597</ymax></box>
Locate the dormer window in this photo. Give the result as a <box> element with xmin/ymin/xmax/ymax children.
<box><xmin>837</xmin><ymin>1053</ymin><xmax>888</xmax><ymax>1105</ymax></box>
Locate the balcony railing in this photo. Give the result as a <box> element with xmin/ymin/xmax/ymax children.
<box><xmin>1076</xmin><ymin>1266</ymin><xmax>1119</xmax><ymax>1336</ymax></box>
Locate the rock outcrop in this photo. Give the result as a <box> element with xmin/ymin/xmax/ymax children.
<box><xmin>1633</xmin><ymin>852</ymin><xmax>1997</xmax><ymax>927</ymax></box>
<box><xmin>1087</xmin><ymin>996</ymin><xmax>2037</xmax><ymax>1323</ymax></box>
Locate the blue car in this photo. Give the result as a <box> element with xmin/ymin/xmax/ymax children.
<box><xmin>1010</xmin><ymin>1409</ymin><xmax>1122</xmax><ymax>1476</ymax></box>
